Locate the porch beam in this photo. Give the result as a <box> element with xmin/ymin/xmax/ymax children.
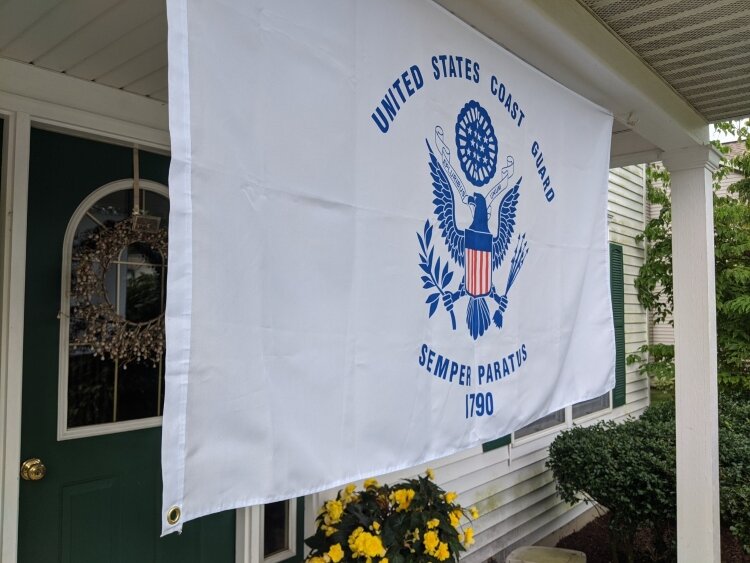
<box><xmin>663</xmin><ymin>145</ymin><xmax>722</xmax><ymax>563</ymax></box>
<box><xmin>0</xmin><ymin>58</ymin><xmax>169</xmax><ymax>150</ymax></box>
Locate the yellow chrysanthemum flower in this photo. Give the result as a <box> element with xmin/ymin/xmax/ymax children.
<box><xmin>324</xmin><ymin>499</ymin><xmax>344</xmax><ymax>525</ymax></box>
<box><xmin>423</xmin><ymin>530</ymin><xmax>439</xmax><ymax>554</ymax></box>
<box><xmin>390</xmin><ymin>488</ymin><xmax>415</xmax><ymax>512</ymax></box>
<box><xmin>426</xmin><ymin>518</ymin><xmax>440</xmax><ymax>529</ymax></box>
<box><xmin>381</xmin><ymin>559</ymin><xmax>389</xmax><ymax>563</ymax></box>
<box><xmin>463</xmin><ymin>527</ymin><xmax>475</xmax><ymax>546</ymax></box>
<box><xmin>327</xmin><ymin>544</ymin><xmax>344</xmax><ymax>563</ymax></box>
<box><xmin>470</xmin><ymin>506</ymin><xmax>479</xmax><ymax>519</ymax></box>
<box><xmin>444</xmin><ymin>491</ymin><xmax>457</xmax><ymax>504</ymax></box>
<box><xmin>364</xmin><ymin>534</ymin><xmax>386</xmax><ymax>557</ymax></box>
<box><xmin>307</xmin><ymin>557</ymin><xmax>326</xmax><ymax>563</ymax></box>
<box><xmin>363</xmin><ymin>478</ymin><xmax>379</xmax><ymax>489</ymax></box>
<box><xmin>348</xmin><ymin>527</ymin><xmax>364</xmax><ymax>552</ymax></box>
<box><xmin>449</xmin><ymin>509</ymin><xmax>461</xmax><ymax>527</ymax></box>
<box><xmin>340</xmin><ymin>484</ymin><xmax>356</xmax><ymax>504</ymax></box>
<box><xmin>425</xmin><ymin>468</ymin><xmax>435</xmax><ymax>480</ymax></box>
<box><xmin>351</xmin><ymin>531</ymin><xmax>386</xmax><ymax>558</ymax></box>
<box><xmin>371</xmin><ymin>521</ymin><xmax>381</xmax><ymax>531</ymax></box>
<box><xmin>435</xmin><ymin>542</ymin><xmax>450</xmax><ymax>561</ymax></box>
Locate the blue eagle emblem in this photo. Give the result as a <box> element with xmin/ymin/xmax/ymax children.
<box><xmin>418</xmin><ymin>100</ymin><xmax>529</xmax><ymax>340</ymax></box>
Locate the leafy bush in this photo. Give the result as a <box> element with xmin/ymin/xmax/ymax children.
<box><xmin>547</xmin><ymin>403</ymin><xmax>676</xmax><ymax>563</ymax></box>
<box><xmin>627</xmin><ymin>343</ymin><xmax>674</xmax><ymax>383</ymax></box>
<box><xmin>719</xmin><ymin>392</ymin><xmax>750</xmax><ymax>553</ymax></box>
<box><xmin>548</xmin><ymin>395</ymin><xmax>750</xmax><ymax>562</ymax></box>
<box><xmin>304</xmin><ymin>471</ymin><xmax>478</xmax><ymax>563</ymax></box>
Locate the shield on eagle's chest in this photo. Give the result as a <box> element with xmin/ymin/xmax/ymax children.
<box><xmin>465</xmin><ymin>227</ymin><xmax>492</xmax><ymax>297</ymax></box>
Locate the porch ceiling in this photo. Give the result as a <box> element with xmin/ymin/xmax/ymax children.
<box><xmin>579</xmin><ymin>0</ymin><xmax>750</xmax><ymax>123</ymax></box>
<box><xmin>0</xmin><ymin>0</ymin><xmax>167</xmax><ymax>103</ymax></box>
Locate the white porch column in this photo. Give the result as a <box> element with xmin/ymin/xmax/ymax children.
<box><xmin>662</xmin><ymin>146</ymin><xmax>722</xmax><ymax>563</ymax></box>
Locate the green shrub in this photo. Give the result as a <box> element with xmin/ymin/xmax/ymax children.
<box><xmin>547</xmin><ymin>396</ymin><xmax>750</xmax><ymax>561</ymax></box>
<box><xmin>719</xmin><ymin>392</ymin><xmax>750</xmax><ymax>553</ymax></box>
<box><xmin>547</xmin><ymin>404</ymin><xmax>676</xmax><ymax>563</ymax></box>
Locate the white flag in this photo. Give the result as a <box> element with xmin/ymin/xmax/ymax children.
<box><xmin>162</xmin><ymin>0</ymin><xmax>614</xmax><ymax>533</ymax></box>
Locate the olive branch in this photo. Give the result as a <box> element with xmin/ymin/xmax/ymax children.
<box><xmin>417</xmin><ymin>220</ymin><xmax>457</xmax><ymax>330</ymax></box>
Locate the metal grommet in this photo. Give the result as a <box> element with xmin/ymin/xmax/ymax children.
<box><xmin>167</xmin><ymin>506</ymin><xmax>181</xmax><ymax>525</ymax></box>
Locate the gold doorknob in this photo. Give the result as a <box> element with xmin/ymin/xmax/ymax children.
<box><xmin>20</xmin><ymin>458</ymin><xmax>46</xmax><ymax>481</ymax></box>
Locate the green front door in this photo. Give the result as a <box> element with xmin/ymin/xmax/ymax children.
<box><xmin>17</xmin><ymin>128</ymin><xmax>235</xmax><ymax>562</ymax></box>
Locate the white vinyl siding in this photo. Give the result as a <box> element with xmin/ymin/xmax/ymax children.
<box><xmin>608</xmin><ymin>165</ymin><xmax>649</xmax><ymax>416</ymax></box>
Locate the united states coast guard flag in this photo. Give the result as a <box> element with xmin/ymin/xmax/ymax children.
<box><xmin>163</xmin><ymin>0</ymin><xmax>614</xmax><ymax>533</ymax></box>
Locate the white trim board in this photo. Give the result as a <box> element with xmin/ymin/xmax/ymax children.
<box><xmin>0</xmin><ymin>58</ymin><xmax>169</xmax><ymax>151</ymax></box>
<box><xmin>0</xmin><ymin>58</ymin><xmax>168</xmax><ymax>137</ymax></box>
<box><xmin>0</xmin><ymin>110</ymin><xmax>30</xmax><ymax>563</ymax></box>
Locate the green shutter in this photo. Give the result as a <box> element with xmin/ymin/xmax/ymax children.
<box><xmin>482</xmin><ymin>434</ymin><xmax>511</xmax><ymax>452</ymax></box>
<box><xmin>610</xmin><ymin>243</ymin><xmax>626</xmax><ymax>407</ymax></box>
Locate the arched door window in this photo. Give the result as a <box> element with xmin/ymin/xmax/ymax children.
<box><xmin>59</xmin><ymin>180</ymin><xmax>169</xmax><ymax>439</ymax></box>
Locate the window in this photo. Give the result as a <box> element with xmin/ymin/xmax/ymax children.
<box><xmin>238</xmin><ymin>499</ymin><xmax>302</xmax><ymax>563</ymax></box>
<box><xmin>513</xmin><ymin>408</ymin><xmax>566</xmax><ymax>439</ymax></box>
<box><xmin>59</xmin><ymin>180</ymin><xmax>169</xmax><ymax>439</ymax></box>
<box><xmin>573</xmin><ymin>392</ymin><xmax>610</xmax><ymax>419</ymax></box>
<box><xmin>263</xmin><ymin>501</ymin><xmax>292</xmax><ymax>561</ymax></box>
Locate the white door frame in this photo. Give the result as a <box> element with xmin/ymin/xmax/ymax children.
<box><xmin>0</xmin><ymin>106</ymin><xmax>30</xmax><ymax>563</ymax></box>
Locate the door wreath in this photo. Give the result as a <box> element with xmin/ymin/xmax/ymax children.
<box><xmin>72</xmin><ymin>216</ymin><xmax>168</xmax><ymax>366</ymax></box>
